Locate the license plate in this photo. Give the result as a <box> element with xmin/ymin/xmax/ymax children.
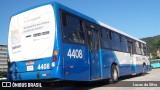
<box><xmin>27</xmin><ymin>65</ymin><xmax>33</xmax><ymax>71</ymax></box>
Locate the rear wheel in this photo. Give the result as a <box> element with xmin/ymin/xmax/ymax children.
<box><xmin>109</xmin><ymin>65</ymin><xmax>118</xmax><ymax>83</ymax></box>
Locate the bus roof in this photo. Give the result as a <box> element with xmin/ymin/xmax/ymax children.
<box><xmin>98</xmin><ymin>21</ymin><xmax>146</xmax><ymax>43</ymax></box>
<box><xmin>56</xmin><ymin>2</ymin><xmax>146</xmax><ymax>44</ymax></box>
<box><xmin>10</xmin><ymin>2</ymin><xmax>146</xmax><ymax>44</ymax></box>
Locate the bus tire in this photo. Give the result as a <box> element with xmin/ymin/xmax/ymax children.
<box><xmin>109</xmin><ymin>65</ymin><xmax>118</xmax><ymax>83</ymax></box>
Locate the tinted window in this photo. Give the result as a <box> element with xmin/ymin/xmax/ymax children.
<box><xmin>62</xmin><ymin>14</ymin><xmax>85</xmax><ymax>44</ymax></box>
<box><xmin>151</xmin><ymin>61</ymin><xmax>155</xmax><ymax>64</ymax></box>
<box><xmin>128</xmin><ymin>39</ymin><xmax>132</xmax><ymax>53</ymax></box>
<box><xmin>111</xmin><ymin>32</ymin><xmax>121</xmax><ymax>51</ymax></box>
<box><xmin>121</xmin><ymin>36</ymin><xmax>128</xmax><ymax>52</ymax></box>
<box><xmin>143</xmin><ymin>44</ymin><xmax>147</xmax><ymax>56</ymax></box>
<box><xmin>113</xmin><ymin>33</ymin><xmax>120</xmax><ymax>41</ymax></box>
<box><xmin>101</xmin><ymin>28</ymin><xmax>110</xmax><ymax>48</ymax></box>
<box><xmin>141</xmin><ymin>43</ymin><xmax>144</xmax><ymax>55</ymax></box>
<box><xmin>87</xmin><ymin>28</ymin><xmax>99</xmax><ymax>52</ymax></box>
<box><xmin>135</xmin><ymin>41</ymin><xmax>142</xmax><ymax>54</ymax></box>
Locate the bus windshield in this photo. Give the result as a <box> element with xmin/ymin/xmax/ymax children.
<box><xmin>8</xmin><ymin>4</ymin><xmax>55</xmax><ymax>62</ymax></box>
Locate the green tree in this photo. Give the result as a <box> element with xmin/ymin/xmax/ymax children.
<box><xmin>0</xmin><ymin>71</ymin><xmax>7</xmax><ymax>77</ymax></box>
<box><xmin>153</xmin><ymin>38</ymin><xmax>160</xmax><ymax>50</ymax></box>
<box><xmin>141</xmin><ymin>35</ymin><xmax>160</xmax><ymax>59</ymax></box>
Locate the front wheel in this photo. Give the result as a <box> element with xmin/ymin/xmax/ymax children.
<box><xmin>109</xmin><ymin>65</ymin><xmax>118</xmax><ymax>83</ymax></box>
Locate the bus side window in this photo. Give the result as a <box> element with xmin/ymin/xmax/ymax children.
<box><xmin>62</xmin><ymin>13</ymin><xmax>85</xmax><ymax>44</ymax></box>
<box><xmin>111</xmin><ymin>32</ymin><xmax>121</xmax><ymax>51</ymax></box>
<box><xmin>139</xmin><ymin>42</ymin><xmax>142</xmax><ymax>55</ymax></box>
<box><xmin>100</xmin><ymin>28</ymin><xmax>110</xmax><ymax>49</ymax></box>
<box><xmin>87</xmin><ymin>30</ymin><xmax>93</xmax><ymax>51</ymax></box>
<box><xmin>121</xmin><ymin>36</ymin><xmax>128</xmax><ymax>52</ymax></box>
<box><xmin>62</xmin><ymin>13</ymin><xmax>67</xmax><ymax>26</ymax></box>
<box><xmin>135</xmin><ymin>41</ymin><xmax>141</xmax><ymax>55</ymax></box>
<box><xmin>128</xmin><ymin>39</ymin><xmax>132</xmax><ymax>54</ymax></box>
<box><xmin>141</xmin><ymin>43</ymin><xmax>144</xmax><ymax>55</ymax></box>
<box><xmin>108</xmin><ymin>31</ymin><xmax>112</xmax><ymax>40</ymax></box>
<box><xmin>143</xmin><ymin>44</ymin><xmax>147</xmax><ymax>56</ymax></box>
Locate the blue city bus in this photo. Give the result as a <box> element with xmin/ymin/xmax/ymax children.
<box><xmin>151</xmin><ymin>59</ymin><xmax>160</xmax><ymax>69</ymax></box>
<box><xmin>7</xmin><ymin>2</ymin><xmax>150</xmax><ymax>82</ymax></box>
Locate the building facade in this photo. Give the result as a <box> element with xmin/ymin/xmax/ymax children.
<box><xmin>0</xmin><ymin>44</ymin><xmax>7</xmax><ymax>72</ymax></box>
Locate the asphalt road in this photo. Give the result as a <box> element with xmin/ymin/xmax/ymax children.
<box><xmin>2</xmin><ymin>68</ymin><xmax>160</xmax><ymax>90</ymax></box>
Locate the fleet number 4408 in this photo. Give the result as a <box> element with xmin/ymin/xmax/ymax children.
<box><xmin>67</xmin><ymin>49</ymin><xmax>83</xmax><ymax>58</ymax></box>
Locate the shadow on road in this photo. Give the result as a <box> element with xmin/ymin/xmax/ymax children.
<box><xmin>23</xmin><ymin>73</ymin><xmax>150</xmax><ymax>90</ymax></box>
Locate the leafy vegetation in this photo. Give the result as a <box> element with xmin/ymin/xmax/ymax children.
<box><xmin>141</xmin><ymin>35</ymin><xmax>160</xmax><ymax>60</ymax></box>
<box><xmin>0</xmin><ymin>71</ymin><xmax>7</xmax><ymax>77</ymax></box>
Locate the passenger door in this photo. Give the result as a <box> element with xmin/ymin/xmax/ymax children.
<box><xmin>61</xmin><ymin>13</ymin><xmax>90</xmax><ymax>81</ymax></box>
<box><xmin>128</xmin><ymin>41</ymin><xmax>136</xmax><ymax>73</ymax></box>
<box><xmin>87</xmin><ymin>27</ymin><xmax>101</xmax><ymax>80</ymax></box>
